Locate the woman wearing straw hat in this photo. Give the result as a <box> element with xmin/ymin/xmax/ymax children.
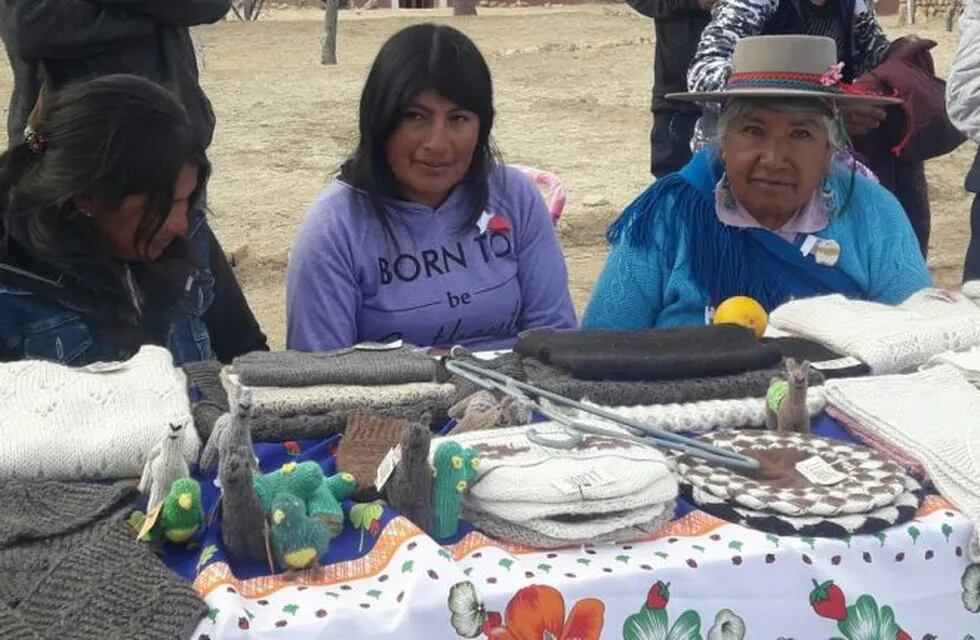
<box><xmin>582</xmin><ymin>36</ymin><xmax>931</xmax><ymax>330</ymax></box>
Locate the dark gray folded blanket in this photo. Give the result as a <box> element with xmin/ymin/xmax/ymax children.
<box><xmin>523</xmin><ymin>357</ymin><xmax>824</xmax><ymax>406</ymax></box>
<box><xmin>232</xmin><ymin>344</ymin><xmax>445</xmax><ymax>387</ymax></box>
<box><xmin>516</xmin><ymin>325</ymin><xmax>781</xmax><ymax>381</ymax></box>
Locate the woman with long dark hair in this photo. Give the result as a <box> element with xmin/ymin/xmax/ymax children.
<box><xmin>287</xmin><ymin>23</ymin><xmax>576</xmax><ymax>351</ymax></box>
<box><xmin>0</xmin><ymin>74</ymin><xmax>267</xmax><ymax>364</ymax></box>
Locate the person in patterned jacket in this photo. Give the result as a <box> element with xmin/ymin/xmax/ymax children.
<box><xmin>625</xmin><ymin>0</ymin><xmax>715</xmax><ymax>177</ymax></box>
<box><xmin>947</xmin><ymin>0</ymin><xmax>980</xmax><ymax>280</ymax></box>
<box><xmin>687</xmin><ymin>0</ymin><xmax>891</xmax><ymax>146</ymax></box>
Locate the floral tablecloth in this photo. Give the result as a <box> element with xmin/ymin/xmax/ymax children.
<box><xmin>169</xmin><ymin>416</ymin><xmax>980</xmax><ymax>640</ymax></box>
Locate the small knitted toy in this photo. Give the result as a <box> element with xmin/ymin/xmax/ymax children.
<box><xmin>133</xmin><ymin>477</ymin><xmax>204</xmax><ymax>544</ymax></box>
<box><xmin>447</xmin><ymin>391</ymin><xmax>532</xmax><ymax>434</ymax></box>
<box><xmin>385</xmin><ymin>423</ymin><xmax>434</xmax><ymax>534</ymax></box>
<box><xmin>431</xmin><ymin>441</ymin><xmax>480</xmax><ymax>539</ymax></box>
<box><xmin>219</xmin><ymin>446</ymin><xmax>267</xmax><ymax>562</ymax></box>
<box><xmin>311</xmin><ymin>472</ymin><xmax>356</xmax><ymax>537</ymax></box>
<box><xmin>766</xmin><ymin>358</ymin><xmax>812</xmax><ymax>434</ymax></box>
<box><xmin>200</xmin><ymin>389</ymin><xmax>257</xmax><ymax>474</ymax></box>
<box><xmin>253</xmin><ymin>461</ymin><xmax>354</xmax><ymax>538</ymax></box>
<box><xmin>269</xmin><ymin>492</ymin><xmax>331</xmax><ymax>573</ymax></box>
<box><xmin>158</xmin><ymin>478</ymin><xmax>204</xmax><ymax>543</ymax></box>
<box><xmin>139</xmin><ymin>422</ymin><xmax>191</xmax><ymax>512</ymax></box>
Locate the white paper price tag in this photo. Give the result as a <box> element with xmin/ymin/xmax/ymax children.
<box><xmin>374</xmin><ymin>444</ymin><xmax>402</xmax><ymax>491</ymax></box>
<box><xmin>795</xmin><ymin>456</ymin><xmax>847</xmax><ymax>486</ymax></box>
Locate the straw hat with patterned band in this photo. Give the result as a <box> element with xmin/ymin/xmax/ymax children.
<box><xmin>668</xmin><ymin>35</ymin><xmax>902</xmax><ymax>106</ymax></box>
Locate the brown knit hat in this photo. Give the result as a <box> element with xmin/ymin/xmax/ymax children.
<box><xmin>336</xmin><ymin>412</ymin><xmax>412</xmax><ymax>500</ymax></box>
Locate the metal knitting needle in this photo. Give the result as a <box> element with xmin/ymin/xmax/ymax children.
<box><xmin>445</xmin><ymin>358</ymin><xmax>759</xmax><ymax>471</ymax></box>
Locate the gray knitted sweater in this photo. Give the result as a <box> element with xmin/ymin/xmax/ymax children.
<box><xmin>0</xmin><ymin>479</ymin><xmax>206</xmax><ymax>639</ymax></box>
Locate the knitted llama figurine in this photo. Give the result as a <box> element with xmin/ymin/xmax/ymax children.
<box><xmin>765</xmin><ymin>358</ymin><xmax>812</xmax><ymax>434</ymax></box>
<box><xmin>431</xmin><ymin>441</ymin><xmax>480</xmax><ymax>539</ymax></box>
<box><xmin>200</xmin><ymin>388</ymin><xmax>257</xmax><ymax>473</ymax></box>
<box><xmin>385</xmin><ymin>423</ymin><xmax>434</xmax><ymax>534</ymax></box>
<box><xmin>139</xmin><ymin>421</ymin><xmax>191</xmax><ymax>512</ymax></box>
<box><xmin>219</xmin><ymin>438</ymin><xmax>267</xmax><ymax>562</ymax></box>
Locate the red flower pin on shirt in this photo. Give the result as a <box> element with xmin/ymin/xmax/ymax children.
<box><xmin>487</xmin><ymin>215</ymin><xmax>511</xmax><ymax>233</ymax></box>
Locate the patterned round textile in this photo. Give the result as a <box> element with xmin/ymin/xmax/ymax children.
<box><xmin>676</xmin><ymin>430</ymin><xmax>909</xmax><ymax>517</ymax></box>
<box><xmin>682</xmin><ymin>475</ymin><xmax>922</xmax><ymax>537</ymax></box>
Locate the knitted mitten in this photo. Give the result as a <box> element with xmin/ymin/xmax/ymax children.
<box><xmin>336</xmin><ymin>413</ymin><xmax>411</xmax><ymax>500</ymax></box>
<box><xmin>219</xmin><ymin>448</ymin><xmax>267</xmax><ymax>562</ymax></box>
<box><xmin>139</xmin><ymin>422</ymin><xmax>192</xmax><ymax>512</ymax></box>
<box><xmin>385</xmin><ymin>423</ymin><xmax>433</xmax><ymax>534</ymax></box>
<box><xmin>430</xmin><ymin>441</ymin><xmax>480</xmax><ymax>539</ymax></box>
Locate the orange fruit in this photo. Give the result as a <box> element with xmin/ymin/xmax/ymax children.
<box><xmin>712</xmin><ymin>296</ymin><xmax>768</xmax><ymax>339</ymax></box>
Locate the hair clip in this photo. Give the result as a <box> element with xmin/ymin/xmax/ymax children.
<box><xmin>23</xmin><ymin>126</ymin><xmax>45</xmax><ymax>155</ymax></box>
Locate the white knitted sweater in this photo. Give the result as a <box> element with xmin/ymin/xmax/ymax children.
<box><xmin>0</xmin><ymin>346</ymin><xmax>199</xmax><ymax>480</ymax></box>
<box><xmin>823</xmin><ymin>365</ymin><xmax>980</xmax><ymax>559</ymax></box>
<box><xmin>769</xmin><ymin>290</ymin><xmax>980</xmax><ymax>374</ymax></box>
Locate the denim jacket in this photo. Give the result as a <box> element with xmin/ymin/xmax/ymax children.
<box><xmin>0</xmin><ymin>211</ymin><xmax>217</xmax><ymax>366</ymax></box>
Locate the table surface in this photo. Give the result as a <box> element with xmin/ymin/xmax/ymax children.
<box><xmin>164</xmin><ymin>416</ymin><xmax>980</xmax><ymax>640</ymax></box>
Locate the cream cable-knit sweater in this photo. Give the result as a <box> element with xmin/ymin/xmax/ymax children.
<box><xmin>824</xmin><ymin>365</ymin><xmax>980</xmax><ymax>560</ymax></box>
<box><xmin>0</xmin><ymin>346</ymin><xmax>198</xmax><ymax>480</ymax></box>
<box><xmin>770</xmin><ymin>290</ymin><xmax>980</xmax><ymax>374</ymax></box>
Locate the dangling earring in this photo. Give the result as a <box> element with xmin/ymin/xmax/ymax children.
<box><xmin>720</xmin><ymin>172</ymin><xmax>736</xmax><ymax>209</ymax></box>
<box><xmin>820</xmin><ymin>176</ymin><xmax>836</xmax><ymax>215</ymax></box>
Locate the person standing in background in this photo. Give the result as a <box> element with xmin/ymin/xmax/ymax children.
<box><xmin>0</xmin><ymin>0</ymin><xmax>230</xmax><ymax>152</ymax></box>
<box><xmin>946</xmin><ymin>0</ymin><xmax>980</xmax><ymax>281</ymax></box>
<box><xmin>625</xmin><ymin>0</ymin><xmax>715</xmax><ymax>177</ymax></box>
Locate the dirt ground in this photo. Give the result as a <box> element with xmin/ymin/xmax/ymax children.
<box><xmin>0</xmin><ymin>6</ymin><xmax>974</xmax><ymax>348</ymax></box>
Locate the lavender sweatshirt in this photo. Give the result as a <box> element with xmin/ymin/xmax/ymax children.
<box><xmin>287</xmin><ymin>165</ymin><xmax>577</xmax><ymax>351</ymax></box>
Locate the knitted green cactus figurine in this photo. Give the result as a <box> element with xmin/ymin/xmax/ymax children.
<box><xmin>431</xmin><ymin>441</ymin><xmax>481</xmax><ymax>539</ymax></box>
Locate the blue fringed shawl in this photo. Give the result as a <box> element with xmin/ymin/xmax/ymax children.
<box><xmin>606</xmin><ymin>148</ymin><xmax>865</xmax><ymax>311</ymax></box>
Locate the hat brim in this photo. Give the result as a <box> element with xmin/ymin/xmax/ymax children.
<box><xmin>666</xmin><ymin>87</ymin><xmax>903</xmax><ymax>106</ymax></box>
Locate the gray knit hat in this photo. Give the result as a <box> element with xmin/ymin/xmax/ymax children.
<box><xmin>0</xmin><ymin>478</ymin><xmax>207</xmax><ymax>640</ymax></box>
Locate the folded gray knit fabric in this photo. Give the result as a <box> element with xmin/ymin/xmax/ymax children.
<box><xmin>463</xmin><ymin>500</ymin><xmax>675</xmax><ymax>549</ymax></box>
<box><xmin>223</xmin><ymin>371</ymin><xmax>454</xmax><ymax>442</ymax></box>
<box><xmin>446</xmin><ymin>352</ymin><xmax>527</xmax><ymax>406</ymax></box>
<box><xmin>523</xmin><ymin>358</ymin><xmax>824</xmax><ymax>406</ymax></box>
<box><xmin>232</xmin><ymin>345</ymin><xmax>443</xmax><ymax>387</ymax></box>
<box><xmin>0</xmin><ymin>478</ymin><xmax>206</xmax><ymax>640</ymax></box>
<box><xmin>183</xmin><ymin>359</ymin><xmax>229</xmax><ymax>442</ymax></box>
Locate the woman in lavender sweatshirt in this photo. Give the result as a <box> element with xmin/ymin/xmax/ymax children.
<box><xmin>287</xmin><ymin>24</ymin><xmax>577</xmax><ymax>352</ymax></box>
